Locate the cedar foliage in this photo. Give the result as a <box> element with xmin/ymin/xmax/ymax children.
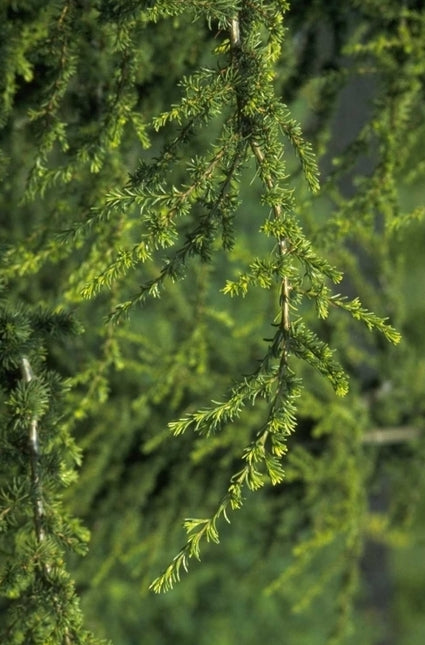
<box><xmin>1</xmin><ymin>1</ymin><xmax>425</xmax><ymax>643</ymax></box>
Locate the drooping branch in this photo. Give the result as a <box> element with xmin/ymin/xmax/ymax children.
<box><xmin>20</xmin><ymin>356</ymin><xmax>76</xmax><ymax>644</ymax></box>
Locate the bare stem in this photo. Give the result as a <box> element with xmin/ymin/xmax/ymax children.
<box><xmin>21</xmin><ymin>357</ymin><xmax>47</xmax><ymax>546</ymax></box>
<box><xmin>230</xmin><ymin>17</ymin><xmax>241</xmax><ymax>48</ymax></box>
<box><xmin>250</xmin><ymin>142</ymin><xmax>291</xmax><ymax>334</ymax></box>
<box><xmin>362</xmin><ymin>426</ymin><xmax>421</xmax><ymax>445</ymax></box>
<box><xmin>230</xmin><ymin>15</ymin><xmax>291</xmax><ymax>337</ymax></box>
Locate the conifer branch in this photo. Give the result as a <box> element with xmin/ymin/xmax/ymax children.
<box><xmin>151</xmin><ymin>370</ymin><xmax>301</xmax><ymax>593</ymax></box>
<box><xmin>0</xmin><ymin>307</ymin><xmax>103</xmax><ymax>644</ymax></box>
<box><xmin>150</xmin><ymin>9</ymin><xmax>307</xmax><ymax>594</ymax></box>
<box><xmin>2</xmin><ymin>1</ymin><xmax>425</xmax><ymax>640</ymax></box>
<box><xmin>20</xmin><ymin>357</ymin><xmax>47</xmax><ymax>550</ymax></box>
<box><xmin>104</xmin><ymin>137</ymin><xmax>245</xmax><ymax>320</ymax></box>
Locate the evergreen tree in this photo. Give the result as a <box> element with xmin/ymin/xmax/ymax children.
<box><xmin>1</xmin><ymin>1</ymin><xmax>425</xmax><ymax>643</ymax></box>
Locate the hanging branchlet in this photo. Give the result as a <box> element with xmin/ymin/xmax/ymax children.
<box><xmin>150</xmin><ymin>5</ymin><xmax>304</xmax><ymax>592</ymax></box>
<box><xmin>150</xmin><ymin>367</ymin><xmax>302</xmax><ymax>593</ymax></box>
<box><xmin>147</xmin><ymin>2</ymin><xmax>403</xmax><ymax>592</ymax></box>
<box><xmin>0</xmin><ymin>305</ymin><xmax>107</xmax><ymax>645</ymax></box>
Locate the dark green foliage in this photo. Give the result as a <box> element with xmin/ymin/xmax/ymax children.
<box><xmin>0</xmin><ymin>304</ymin><xmax>107</xmax><ymax>644</ymax></box>
<box><xmin>1</xmin><ymin>0</ymin><xmax>425</xmax><ymax>643</ymax></box>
